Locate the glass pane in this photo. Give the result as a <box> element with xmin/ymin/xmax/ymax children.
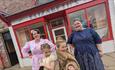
<box><xmin>37</xmin><ymin>0</ymin><xmax>54</xmax><ymax>5</ymax></box>
<box><xmin>86</xmin><ymin>4</ymin><xmax>109</xmax><ymax>39</ymax></box>
<box><xmin>30</xmin><ymin>23</ymin><xmax>46</xmax><ymax>39</ymax></box>
<box><xmin>50</xmin><ymin>18</ymin><xmax>64</xmax><ymax>28</ymax></box>
<box><xmin>16</xmin><ymin>27</ymin><xmax>30</xmax><ymax>47</ymax></box>
<box><xmin>53</xmin><ymin>28</ymin><xmax>67</xmax><ymax>42</ymax></box>
<box><xmin>54</xmin><ymin>29</ymin><xmax>64</xmax><ymax>36</ymax></box>
<box><xmin>16</xmin><ymin>22</ymin><xmax>47</xmax><ymax>49</ymax></box>
<box><xmin>68</xmin><ymin>10</ymin><xmax>87</xmax><ymax>30</ymax></box>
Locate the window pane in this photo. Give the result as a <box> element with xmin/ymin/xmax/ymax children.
<box><xmin>54</xmin><ymin>29</ymin><xmax>65</xmax><ymax>36</ymax></box>
<box><xmin>54</xmin><ymin>28</ymin><xmax>66</xmax><ymax>41</ymax></box>
<box><xmin>37</xmin><ymin>0</ymin><xmax>54</xmax><ymax>5</ymax></box>
<box><xmin>16</xmin><ymin>27</ymin><xmax>30</xmax><ymax>47</ymax></box>
<box><xmin>87</xmin><ymin>4</ymin><xmax>109</xmax><ymax>40</ymax></box>
<box><xmin>30</xmin><ymin>23</ymin><xmax>46</xmax><ymax>39</ymax></box>
<box><xmin>68</xmin><ymin>10</ymin><xmax>87</xmax><ymax>30</ymax></box>
<box><xmin>16</xmin><ymin>23</ymin><xmax>47</xmax><ymax>48</ymax></box>
<box><xmin>50</xmin><ymin>18</ymin><xmax>64</xmax><ymax>28</ymax></box>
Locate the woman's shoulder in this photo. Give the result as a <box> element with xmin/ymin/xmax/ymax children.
<box><xmin>86</xmin><ymin>28</ymin><xmax>95</xmax><ymax>31</ymax></box>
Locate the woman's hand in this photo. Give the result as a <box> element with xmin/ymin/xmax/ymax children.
<box><xmin>99</xmin><ymin>51</ymin><xmax>104</xmax><ymax>57</ymax></box>
<box><xmin>29</xmin><ymin>53</ymin><xmax>32</xmax><ymax>58</ymax></box>
<box><xmin>96</xmin><ymin>44</ymin><xmax>104</xmax><ymax>57</ymax></box>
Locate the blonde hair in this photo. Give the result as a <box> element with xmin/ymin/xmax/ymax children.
<box><xmin>56</xmin><ymin>40</ymin><xmax>66</xmax><ymax>48</ymax></box>
<box><xmin>56</xmin><ymin>36</ymin><xmax>65</xmax><ymax>43</ymax></box>
<box><xmin>41</xmin><ymin>43</ymin><xmax>51</xmax><ymax>50</ymax></box>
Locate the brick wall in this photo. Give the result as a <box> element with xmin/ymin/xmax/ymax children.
<box><xmin>0</xmin><ymin>0</ymin><xmax>35</xmax><ymax>16</ymax></box>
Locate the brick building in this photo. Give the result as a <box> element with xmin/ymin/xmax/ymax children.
<box><xmin>0</xmin><ymin>0</ymin><xmax>34</xmax><ymax>69</ymax></box>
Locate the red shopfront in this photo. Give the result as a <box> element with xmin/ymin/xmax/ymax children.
<box><xmin>12</xmin><ymin>0</ymin><xmax>113</xmax><ymax>58</ymax></box>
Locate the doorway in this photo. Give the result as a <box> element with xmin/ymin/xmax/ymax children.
<box><xmin>2</xmin><ymin>31</ymin><xmax>19</xmax><ymax>66</ymax></box>
<box><xmin>52</xmin><ymin>26</ymin><xmax>67</xmax><ymax>43</ymax></box>
<box><xmin>48</xmin><ymin>17</ymin><xmax>68</xmax><ymax>43</ymax></box>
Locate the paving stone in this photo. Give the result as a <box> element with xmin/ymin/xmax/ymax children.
<box><xmin>4</xmin><ymin>52</ymin><xmax>115</xmax><ymax>70</ymax></box>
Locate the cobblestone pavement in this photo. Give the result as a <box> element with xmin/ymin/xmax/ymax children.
<box><xmin>3</xmin><ymin>52</ymin><xmax>115</xmax><ymax>70</ymax></box>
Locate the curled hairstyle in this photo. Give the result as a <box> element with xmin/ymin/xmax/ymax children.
<box><xmin>31</xmin><ymin>29</ymin><xmax>40</xmax><ymax>34</ymax></box>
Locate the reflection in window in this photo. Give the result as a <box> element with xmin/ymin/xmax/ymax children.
<box><xmin>87</xmin><ymin>4</ymin><xmax>109</xmax><ymax>40</ymax></box>
<box><xmin>68</xmin><ymin>10</ymin><xmax>87</xmax><ymax>30</ymax></box>
<box><xmin>50</xmin><ymin>18</ymin><xmax>64</xmax><ymax>28</ymax></box>
<box><xmin>36</xmin><ymin>0</ymin><xmax>54</xmax><ymax>5</ymax></box>
<box><xmin>30</xmin><ymin>23</ymin><xmax>46</xmax><ymax>39</ymax></box>
<box><xmin>16</xmin><ymin>23</ymin><xmax>47</xmax><ymax>48</ymax></box>
<box><xmin>16</xmin><ymin>27</ymin><xmax>30</xmax><ymax>47</ymax></box>
<box><xmin>54</xmin><ymin>29</ymin><xmax>64</xmax><ymax>36</ymax></box>
<box><xmin>54</xmin><ymin>28</ymin><xmax>66</xmax><ymax>41</ymax></box>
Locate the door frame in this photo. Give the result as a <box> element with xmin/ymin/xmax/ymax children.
<box><xmin>52</xmin><ymin>26</ymin><xmax>67</xmax><ymax>43</ymax></box>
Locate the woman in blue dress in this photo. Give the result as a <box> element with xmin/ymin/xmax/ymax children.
<box><xmin>67</xmin><ymin>18</ymin><xmax>105</xmax><ymax>70</ymax></box>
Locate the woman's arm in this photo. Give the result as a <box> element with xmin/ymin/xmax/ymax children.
<box><xmin>96</xmin><ymin>44</ymin><xmax>104</xmax><ymax>57</ymax></box>
<box><xmin>21</xmin><ymin>42</ymin><xmax>30</xmax><ymax>58</ymax></box>
<box><xmin>90</xmin><ymin>29</ymin><xmax>103</xmax><ymax>56</ymax></box>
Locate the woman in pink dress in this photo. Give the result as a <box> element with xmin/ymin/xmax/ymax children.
<box><xmin>22</xmin><ymin>29</ymin><xmax>56</xmax><ymax>70</ymax></box>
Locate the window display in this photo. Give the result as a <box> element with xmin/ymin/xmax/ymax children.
<box><xmin>67</xmin><ymin>3</ymin><xmax>111</xmax><ymax>41</ymax></box>
<box><xmin>16</xmin><ymin>23</ymin><xmax>47</xmax><ymax>48</ymax></box>
<box><xmin>86</xmin><ymin>4</ymin><xmax>109</xmax><ymax>40</ymax></box>
<box><xmin>68</xmin><ymin>10</ymin><xmax>87</xmax><ymax>30</ymax></box>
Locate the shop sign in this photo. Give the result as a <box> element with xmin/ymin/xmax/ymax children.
<box><xmin>12</xmin><ymin>0</ymin><xmax>93</xmax><ymax>25</ymax></box>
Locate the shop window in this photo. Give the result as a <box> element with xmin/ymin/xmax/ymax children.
<box><xmin>16</xmin><ymin>27</ymin><xmax>30</xmax><ymax>47</ymax></box>
<box><xmin>50</xmin><ymin>18</ymin><xmax>64</xmax><ymax>28</ymax></box>
<box><xmin>67</xmin><ymin>3</ymin><xmax>111</xmax><ymax>41</ymax></box>
<box><xmin>86</xmin><ymin>4</ymin><xmax>109</xmax><ymax>40</ymax></box>
<box><xmin>16</xmin><ymin>23</ymin><xmax>47</xmax><ymax>48</ymax></box>
<box><xmin>36</xmin><ymin>0</ymin><xmax>54</xmax><ymax>5</ymax></box>
<box><xmin>30</xmin><ymin>23</ymin><xmax>46</xmax><ymax>39</ymax></box>
<box><xmin>68</xmin><ymin>10</ymin><xmax>87</xmax><ymax>31</ymax></box>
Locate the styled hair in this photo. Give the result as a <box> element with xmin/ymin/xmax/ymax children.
<box><xmin>31</xmin><ymin>29</ymin><xmax>40</xmax><ymax>34</ymax></box>
<box><xmin>41</xmin><ymin>43</ymin><xmax>51</xmax><ymax>50</ymax></box>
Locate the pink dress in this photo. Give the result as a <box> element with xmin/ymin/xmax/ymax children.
<box><xmin>22</xmin><ymin>39</ymin><xmax>56</xmax><ymax>70</ymax></box>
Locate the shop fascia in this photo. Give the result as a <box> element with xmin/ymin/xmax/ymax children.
<box><xmin>11</xmin><ymin>0</ymin><xmax>93</xmax><ymax>25</ymax></box>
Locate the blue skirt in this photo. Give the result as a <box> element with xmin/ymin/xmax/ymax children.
<box><xmin>75</xmin><ymin>52</ymin><xmax>105</xmax><ymax>70</ymax></box>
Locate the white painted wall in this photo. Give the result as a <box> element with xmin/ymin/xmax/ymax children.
<box><xmin>114</xmin><ymin>0</ymin><xmax>115</xmax><ymax>6</ymax></box>
<box><xmin>9</xmin><ymin>27</ymin><xmax>32</xmax><ymax>67</ymax></box>
<box><xmin>106</xmin><ymin>0</ymin><xmax>115</xmax><ymax>52</ymax></box>
<box><xmin>102</xmin><ymin>40</ymin><xmax>115</xmax><ymax>53</ymax></box>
